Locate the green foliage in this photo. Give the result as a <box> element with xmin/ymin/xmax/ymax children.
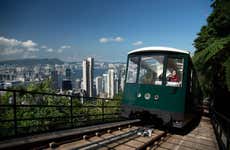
<box><xmin>193</xmin><ymin>0</ymin><xmax>230</xmax><ymax>104</ymax></box>
<box><xmin>194</xmin><ymin>37</ymin><xmax>230</xmax><ymax>67</ymax></box>
<box><xmin>27</xmin><ymin>79</ymin><xmax>54</xmax><ymax>93</ymax></box>
<box><xmin>194</xmin><ymin>26</ymin><xmax>214</xmax><ymax>52</ymax></box>
<box><xmin>0</xmin><ymin>79</ymin><xmax>122</xmax><ymax>138</ymax></box>
<box><xmin>113</xmin><ymin>91</ymin><xmax>123</xmax><ymax>100</ymax></box>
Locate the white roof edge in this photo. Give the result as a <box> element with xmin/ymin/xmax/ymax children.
<box><xmin>128</xmin><ymin>46</ymin><xmax>190</xmax><ymax>55</ymax></box>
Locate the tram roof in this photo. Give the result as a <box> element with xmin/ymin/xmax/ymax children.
<box><xmin>128</xmin><ymin>47</ymin><xmax>190</xmax><ymax>55</ymax></box>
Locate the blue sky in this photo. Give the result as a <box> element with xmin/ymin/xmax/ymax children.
<box><xmin>0</xmin><ymin>0</ymin><xmax>212</xmax><ymax>62</ymax></box>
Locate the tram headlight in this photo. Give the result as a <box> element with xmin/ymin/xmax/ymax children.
<box><xmin>137</xmin><ymin>93</ymin><xmax>141</xmax><ymax>98</ymax></box>
<box><xmin>144</xmin><ymin>93</ymin><xmax>151</xmax><ymax>100</ymax></box>
<box><xmin>154</xmin><ymin>95</ymin><xmax>159</xmax><ymax>100</ymax></box>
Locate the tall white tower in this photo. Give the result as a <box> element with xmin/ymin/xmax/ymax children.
<box><xmin>82</xmin><ymin>57</ymin><xmax>94</xmax><ymax>97</ymax></box>
<box><xmin>108</xmin><ymin>68</ymin><xmax>115</xmax><ymax>98</ymax></box>
<box><xmin>82</xmin><ymin>60</ymin><xmax>88</xmax><ymax>93</ymax></box>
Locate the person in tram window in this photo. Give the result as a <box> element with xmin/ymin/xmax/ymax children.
<box><xmin>168</xmin><ymin>70</ymin><xmax>179</xmax><ymax>82</ymax></box>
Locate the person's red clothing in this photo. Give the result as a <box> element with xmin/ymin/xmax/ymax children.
<box><xmin>169</xmin><ymin>75</ymin><xmax>179</xmax><ymax>82</ymax></box>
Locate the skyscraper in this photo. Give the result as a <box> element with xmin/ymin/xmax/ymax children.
<box><xmin>82</xmin><ymin>60</ymin><xmax>88</xmax><ymax>93</ymax></box>
<box><xmin>120</xmin><ymin>76</ymin><xmax>125</xmax><ymax>92</ymax></box>
<box><xmin>51</xmin><ymin>70</ymin><xmax>58</xmax><ymax>89</ymax></box>
<box><xmin>75</xmin><ymin>79</ymin><xmax>81</xmax><ymax>89</ymax></box>
<box><xmin>95</xmin><ymin>76</ymin><xmax>103</xmax><ymax>96</ymax></box>
<box><xmin>108</xmin><ymin>68</ymin><xmax>115</xmax><ymax>98</ymax></box>
<box><xmin>102</xmin><ymin>73</ymin><xmax>108</xmax><ymax>96</ymax></box>
<box><xmin>65</xmin><ymin>68</ymin><xmax>71</xmax><ymax>80</ymax></box>
<box><xmin>114</xmin><ymin>74</ymin><xmax>119</xmax><ymax>95</ymax></box>
<box><xmin>82</xmin><ymin>57</ymin><xmax>94</xmax><ymax>97</ymax></box>
<box><xmin>62</xmin><ymin>79</ymin><xmax>72</xmax><ymax>90</ymax></box>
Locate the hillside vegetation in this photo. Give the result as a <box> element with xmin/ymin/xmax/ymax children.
<box><xmin>193</xmin><ymin>0</ymin><xmax>230</xmax><ymax>115</ymax></box>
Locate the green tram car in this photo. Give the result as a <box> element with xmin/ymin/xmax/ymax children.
<box><xmin>121</xmin><ymin>47</ymin><xmax>202</xmax><ymax>128</ymax></box>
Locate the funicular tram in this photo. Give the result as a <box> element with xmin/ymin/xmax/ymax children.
<box><xmin>121</xmin><ymin>47</ymin><xmax>202</xmax><ymax>128</ymax></box>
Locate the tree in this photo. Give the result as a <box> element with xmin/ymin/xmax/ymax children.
<box><xmin>193</xmin><ymin>0</ymin><xmax>230</xmax><ymax>115</ymax></box>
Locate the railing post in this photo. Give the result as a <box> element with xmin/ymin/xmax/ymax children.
<box><xmin>13</xmin><ymin>91</ymin><xmax>17</xmax><ymax>136</ymax></box>
<box><xmin>227</xmin><ymin>126</ymin><xmax>229</xmax><ymax>150</ymax></box>
<box><xmin>70</xmin><ymin>95</ymin><xmax>73</xmax><ymax>128</ymax></box>
<box><xmin>102</xmin><ymin>99</ymin><xmax>104</xmax><ymax>122</ymax></box>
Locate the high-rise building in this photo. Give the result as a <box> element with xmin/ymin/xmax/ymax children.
<box><xmin>65</xmin><ymin>68</ymin><xmax>71</xmax><ymax>80</ymax></box>
<box><xmin>88</xmin><ymin>57</ymin><xmax>94</xmax><ymax>96</ymax></box>
<box><xmin>51</xmin><ymin>70</ymin><xmax>58</xmax><ymax>89</ymax></box>
<box><xmin>75</xmin><ymin>79</ymin><xmax>81</xmax><ymax>89</ymax></box>
<box><xmin>108</xmin><ymin>68</ymin><xmax>115</xmax><ymax>98</ymax></box>
<box><xmin>58</xmin><ymin>73</ymin><xmax>63</xmax><ymax>89</ymax></box>
<box><xmin>120</xmin><ymin>76</ymin><xmax>125</xmax><ymax>92</ymax></box>
<box><xmin>102</xmin><ymin>73</ymin><xmax>108</xmax><ymax>95</ymax></box>
<box><xmin>95</xmin><ymin>76</ymin><xmax>103</xmax><ymax>96</ymax></box>
<box><xmin>62</xmin><ymin>79</ymin><xmax>72</xmax><ymax>90</ymax></box>
<box><xmin>114</xmin><ymin>75</ymin><xmax>119</xmax><ymax>95</ymax></box>
<box><xmin>82</xmin><ymin>60</ymin><xmax>88</xmax><ymax>92</ymax></box>
<box><xmin>82</xmin><ymin>57</ymin><xmax>94</xmax><ymax>97</ymax></box>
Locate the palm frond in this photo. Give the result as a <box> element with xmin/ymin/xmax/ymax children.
<box><xmin>193</xmin><ymin>36</ymin><xmax>230</xmax><ymax>65</ymax></box>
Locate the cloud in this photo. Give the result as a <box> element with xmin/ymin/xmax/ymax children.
<box><xmin>22</xmin><ymin>40</ymin><xmax>37</xmax><ymax>47</ymax></box>
<box><xmin>57</xmin><ymin>45</ymin><xmax>71</xmax><ymax>53</ymax></box>
<box><xmin>113</xmin><ymin>37</ymin><xmax>124</xmax><ymax>42</ymax></box>
<box><xmin>0</xmin><ymin>36</ymin><xmax>39</xmax><ymax>55</ymax></box>
<box><xmin>99</xmin><ymin>37</ymin><xmax>124</xmax><ymax>43</ymax></box>
<box><xmin>0</xmin><ymin>36</ymin><xmax>74</xmax><ymax>60</ymax></box>
<box><xmin>57</xmin><ymin>49</ymin><xmax>63</xmax><ymax>53</ymax></box>
<box><xmin>47</xmin><ymin>48</ymin><xmax>54</xmax><ymax>52</ymax></box>
<box><xmin>132</xmin><ymin>41</ymin><xmax>143</xmax><ymax>46</ymax></box>
<box><xmin>0</xmin><ymin>37</ymin><xmax>20</xmax><ymax>47</ymax></box>
<box><xmin>99</xmin><ymin>38</ymin><xmax>109</xmax><ymax>43</ymax></box>
<box><xmin>61</xmin><ymin>45</ymin><xmax>71</xmax><ymax>49</ymax></box>
<box><xmin>41</xmin><ymin>45</ymin><xmax>47</xmax><ymax>49</ymax></box>
<box><xmin>22</xmin><ymin>40</ymin><xmax>38</xmax><ymax>52</ymax></box>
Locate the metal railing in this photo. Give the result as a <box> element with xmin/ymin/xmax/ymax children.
<box><xmin>0</xmin><ymin>89</ymin><xmax>121</xmax><ymax>139</ymax></box>
<box><xmin>211</xmin><ymin>109</ymin><xmax>230</xmax><ymax>150</ymax></box>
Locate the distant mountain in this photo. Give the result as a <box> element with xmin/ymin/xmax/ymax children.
<box><xmin>67</xmin><ymin>60</ymin><xmax>126</xmax><ymax>64</ymax></box>
<box><xmin>0</xmin><ymin>58</ymin><xmax>64</xmax><ymax>66</ymax></box>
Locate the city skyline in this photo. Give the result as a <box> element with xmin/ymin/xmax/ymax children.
<box><xmin>0</xmin><ymin>56</ymin><xmax>125</xmax><ymax>98</ymax></box>
<box><xmin>0</xmin><ymin>0</ymin><xmax>212</xmax><ymax>62</ymax></box>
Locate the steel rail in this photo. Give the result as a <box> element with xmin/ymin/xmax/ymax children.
<box><xmin>0</xmin><ymin>119</ymin><xmax>140</xmax><ymax>150</ymax></box>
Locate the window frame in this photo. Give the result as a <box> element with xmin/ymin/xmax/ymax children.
<box><xmin>125</xmin><ymin>52</ymin><xmax>186</xmax><ymax>88</ymax></box>
<box><xmin>125</xmin><ymin>55</ymin><xmax>140</xmax><ymax>84</ymax></box>
<box><xmin>165</xmin><ymin>55</ymin><xmax>185</xmax><ymax>87</ymax></box>
<box><xmin>138</xmin><ymin>54</ymin><xmax>165</xmax><ymax>85</ymax></box>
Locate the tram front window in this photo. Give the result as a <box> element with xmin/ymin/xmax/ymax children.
<box><xmin>138</xmin><ymin>55</ymin><xmax>164</xmax><ymax>85</ymax></box>
<box><xmin>126</xmin><ymin>56</ymin><xmax>138</xmax><ymax>83</ymax></box>
<box><xmin>166</xmin><ymin>57</ymin><xmax>184</xmax><ymax>87</ymax></box>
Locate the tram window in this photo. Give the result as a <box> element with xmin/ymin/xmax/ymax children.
<box><xmin>126</xmin><ymin>56</ymin><xmax>138</xmax><ymax>83</ymax></box>
<box><xmin>138</xmin><ymin>55</ymin><xmax>164</xmax><ymax>85</ymax></box>
<box><xmin>166</xmin><ymin>57</ymin><xmax>184</xmax><ymax>87</ymax></box>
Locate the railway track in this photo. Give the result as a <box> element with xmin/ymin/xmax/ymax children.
<box><xmin>0</xmin><ymin>119</ymin><xmax>169</xmax><ymax>150</ymax></box>
<box><xmin>44</xmin><ymin>122</ymin><xmax>169</xmax><ymax>150</ymax></box>
<box><xmin>0</xmin><ymin>117</ymin><xmax>218</xmax><ymax>150</ymax></box>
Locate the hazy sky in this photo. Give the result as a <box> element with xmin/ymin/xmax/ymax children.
<box><xmin>0</xmin><ymin>0</ymin><xmax>212</xmax><ymax>62</ymax></box>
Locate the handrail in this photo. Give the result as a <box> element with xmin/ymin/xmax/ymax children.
<box><xmin>0</xmin><ymin>89</ymin><xmax>122</xmax><ymax>139</ymax></box>
<box><xmin>215</xmin><ymin>111</ymin><xmax>230</xmax><ymax>124</ymax></box>
<box><xmin>211</xmin><ymin>109</ymin><xmax>230</xmax><ymax>150</ymax></box>
<box><xmin>0</xmin><ymin>88</ymin><xmax>120</xmax><ymax>101</ymax></box>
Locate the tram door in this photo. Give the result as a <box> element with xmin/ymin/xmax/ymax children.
<box><xmin>163</xmin><ymin>56</ymin><xmax>186</xmax><ymax>112</ymax></box>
